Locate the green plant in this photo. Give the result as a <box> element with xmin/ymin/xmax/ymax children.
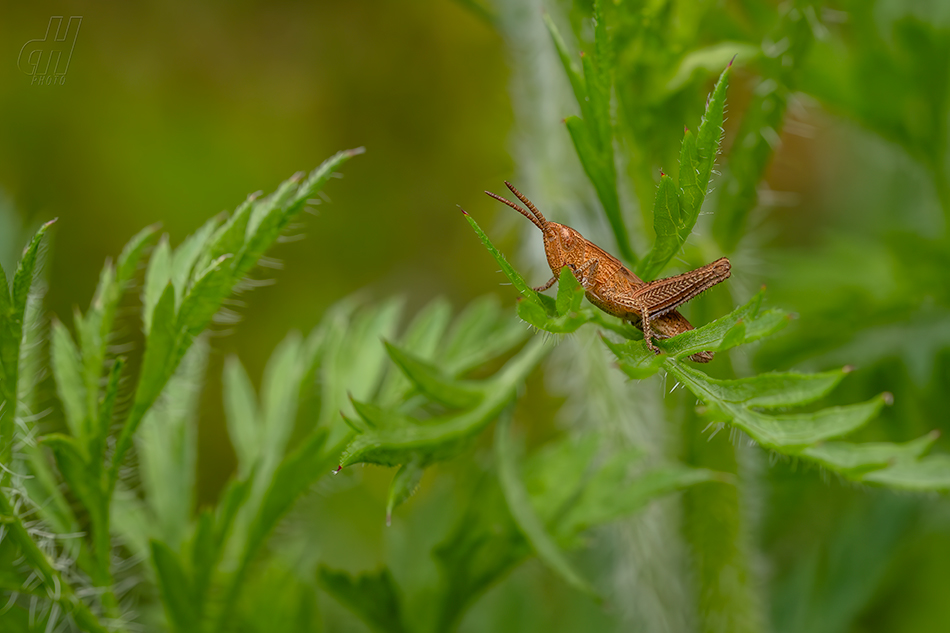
<box><xmin>3</xmin><ymin>1</ymin><xmax>950</xmax><ymax>632</ymax></box>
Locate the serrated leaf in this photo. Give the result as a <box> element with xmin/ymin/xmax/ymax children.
<box><xmin>386</xmin><ymin>460</ymin><xmax>425</xmax><ymax>525</ymax></box>
<box><xmin>638</xmin><ymin>174</ymin><xmax>684</xmax><ymax>280</ymax></box>
<box><xmin>383</xmin><ymin>341</ymin><xmax>482</xmax><ymax>409</ymax></box>
<box><xmin>656</xmin><ymin>290</ymin><xmax>788</xmax><ymax>358</ymax></box>
<box><xmin>317</xmin><ymin>567</ymin><xmax>408</xmax><ymax>633</ymax></box>
<box><xmin>464</xmin><ymin>212</ymin><xmax>542</xmax><ymax>306</ymax></box>
<box><xmin>676</xmin><ymin>362</ymin><xmax>888</xmax><ymax>450</ymax></box>
<box><xmin>677</xmin><ymin>127</ymin><xmax>702</xmax><ymax>222</ymax></box>
<box><xmin>695</xmin><ymin>64</ymin><xmax>731</xmax><ymax>200</ymax></box>
<box><xmin>1</xmin><ymin>220</ymin><xmax>54</xmax><ymax>421</ymax></box>
<box><xmin>494</xmin><ymin>411</ymin><xmax>599</xmax><ymax>600</ymax></box>
<box><xmin>697</xmin><ymin>369</ymin><xmax>849</xmax><ymax>409</ymax></box>
<box><xmin>11</xmin><ymin>219</ymin><xmax>54</xmax><ymax>322</ymax></box>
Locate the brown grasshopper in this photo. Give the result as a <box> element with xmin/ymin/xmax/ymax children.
<box><xmin>486</xmin><ymin>182</ymin><xmax>731</xmax><ymax>363</ymax></box>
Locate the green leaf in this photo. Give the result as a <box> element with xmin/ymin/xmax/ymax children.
<box><xmin>494</xmin><ymin>410</ymin><xmax>600</xmax><ymax>600</ymax></box>
<box><xmin>441</xmin><ymin>296</ymin><xmax>529</xmax><ymax>375</ymax></box>
<box><xmin>91</xmin><ymin>357</ymin><xmax>123</xmax><ymax>465</ymax></box>
<box><xmin>638</xmin><ymin>173</ymin><xmax>683</xmax><ymax>280</ymax></box>
<box><xmin>676</xmin><ymin>363</ymin><xmax>889</xmax><ymax>450</ymax></box>
<box><xmin>317</xmin><ymin>567</ymin><xmax>408</xmax><ymax>633</ymax></box>
<box><xmin>338</xmin><ymin>337</ymin><xmax>550</xmax><ymax>469</ymax></box>
<box><xmin>1</xmin><ymin>220</ymin><xmax>54</xmax><ymax>445</ymax></box>
<box><xmin>656</xmin><ymin>290</ymin><xmax>788</xmax><ymax>358</ymax></box>
<box><xmin>689</xmin><ymin>368</ymin><xmax>850</xmax><ymax>409</ymax></box>
<box><xmin>666</xmin><ymin>43</ymin><xmax>755</xmax><ymax>92</ymax></box>
<box><xmin>243</xmin><ymin>429</ymin><xmax>330</xmax><ymax>568</ymax></box>
<box><xmin>463</xmin><ymin>211</ymin><xmax>542</xmax><ymax>306</ymax></box>
<box><xmin>555</xmin><ymin>265</ymin><xmax>585</xmax><ymax>317</ymax></box>
<box><xmin>50</xmin><ymin>319</ymin><xmax>86</xmax><ymax>438</ymax></box>
<box><xmin>383</xmin><ymin>340</ymin><xmax>482</xmax><ymax>409</ymax></box>
<box><xmin>137</xmin><ymin>340</ymin><xmax>205</xmax><ymax>550</ymax></box>
<box><xmin>385</xmin><ymin>460</ymin><xmax>425</xmax><ymax>526</ymax></box>
<box><xmin>136</xmin><ymin>283</ymin><xmax>179</xmax><ymax>408</ymax></box>
<box><xmin>862</xmin><ymin>454</ymin><xmax>950</xmax><ymax>491</ymax></box>
<box><xmin>0</xmin><ymin>490</ymin><xmax>109</xmax><ymax>633</ymax></box>
<box><xmin>41</xmin><ymin>434</ymin><xmax>104</xmax><ymax>529</ymax></box>
<box><xmin>377</xmin><ymin>298</ymin><xmax>453</xmax><ymax>403</ymax></box>
<box><xmin>601</xmin><ymin>335</ymin><xmax>664</xmax><ymax>379</ymax></box>
<box><xmin>695</xmin><ymin>63</ymin><xmax>730</xmax><ymax>203</ymax></box>
<box><xmin>143</xmin><ymin>236</ymin><xmax>172</xmax><ymax>335</ymax></box>
<box><xmin>171</xmin><ymin>216</ymin><xmax>219</xmax><ymax>303</ymax></box>
<box><xmin>11</xmin><ymin>219</ymin><xmax>54</xmax><ymax>323</ymax></box>
<box><xmin>560</xmin><ymin>462</ymin><xmax>727</xmax><ymax>538</ymax></box>
<box><xmin>223</xmin><ymin>355</ymin><xmax>262</xmax><ymax>476</ymax></box>
<box><xmin>177</xmin><ymin>254</ymin><xmax>233</xmax><ymax>335</ymax></box>
<box><xmin>517</xmin><ymin>297</ymin><xmax>590</xmax><ymax>334</ymax></box>
<box><xmin>802</xmin><ymin>432</ymin><xmax>938</xmax><ymax>478</ymax></box>
<box><xmin>564</xmin><ymin>116</ymin><xmax>632</xmax><ymax>263</ymax></box>
<box><xmin>116</xmin><ymin>223</ymin><xmax>161</xmax><ymax>283</ymax></box>
<box><xmin>151</xmin><ymin>540</ymin><xmax>198</xmax><ymax>633</ymax></box>
<box><xmin>543</xmin><ymin>13</ymin><xmax>588</xmax><ymax>122</ymax></box>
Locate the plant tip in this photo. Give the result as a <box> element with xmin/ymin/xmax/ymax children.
<box><xmin>882</xmin><ymin>392</ymin><xmax>894</xmax><ymax>405</ymax></box>
<box><xmin>333</xmin><ymin>465</ymin><xmax>343</xmax><ymax>475</ymax></box>
<box><xmin>660</xmin><ymin>170</ymin><xmax>666</xmax><ymax>177</ymax></box>
<box><xmin>347</xmin><ymin>146</ymin><xmax>367</xmax><ymax>156</ymax></box>
<box><xmin>386</xmin><ymin>513</ymin><xmax>392</xmax><ymax>527</ymax></box>
<box><xmin>930</xmin><ymin>430</ymin><xmax>942</xmax><ymax>439</ymax></box>
<box><xmin>729</xmin><ymin>54</ymin><xmax>737</xmax><ymax>67</ymax></box>
<box><xmin>842</xmin><ymin>365</ymin><xmax>854</xmax><ymax>374</ymax></box>
<box><xmin>460</xmin><ymin>207</ymin><xmax>470</xmax><ymax>216</ymax></box>
<box><xmin>684</xmin><ymin>125</ymin><xmax>689</xmax><ymax>134</ymax></box>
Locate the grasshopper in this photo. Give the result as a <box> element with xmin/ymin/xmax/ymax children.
<box><xmin>486</xmin><ymin>182</ymin><xmax>731</xmax><ymax>363</ymax></box>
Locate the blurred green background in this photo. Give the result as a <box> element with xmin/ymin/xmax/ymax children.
<box><xmin>3</xmin><ymin>0</ymin><xmax>950</xmax><ymax>631</ymax></box>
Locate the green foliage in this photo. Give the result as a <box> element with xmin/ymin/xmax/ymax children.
<box><xmin>0</xmin><ymin>150</ymin><xmax>364</xmax><ymax>631</ymax></box>
<box><xmin>3</xmin><ymin>2</ymin><xmax>950</xmax><ymax>631</ymax></box>
<box><xmin>638</xmin><ymin>64</ymin><xmax>731</xmax><ymax>280</ymax></box>
<box><xmin>545</xmin><ymin>0</ymin><xmax>634</xmax><ymax>263</ymax></box>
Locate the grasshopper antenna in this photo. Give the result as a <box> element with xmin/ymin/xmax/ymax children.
<box><xmin>504</xmin><ymin>181</ymin><xmax>547</xmax><ymax>225</ymax></box>
<box><xmin>484</xmin><ymin>189</ymin><xmax>545</xmax><ymax>231</ymax></box>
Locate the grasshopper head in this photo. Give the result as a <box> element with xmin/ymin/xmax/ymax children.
<box><xmin>542</xmin><ymin>222</ymin><xmax>585</xmax><ymax>271</ymax></box>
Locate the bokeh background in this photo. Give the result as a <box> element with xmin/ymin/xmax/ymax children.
<box><xmin>2</xmin><ymin>1</ymin><xmax>950</xmax><ymax>632</ymax></box>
